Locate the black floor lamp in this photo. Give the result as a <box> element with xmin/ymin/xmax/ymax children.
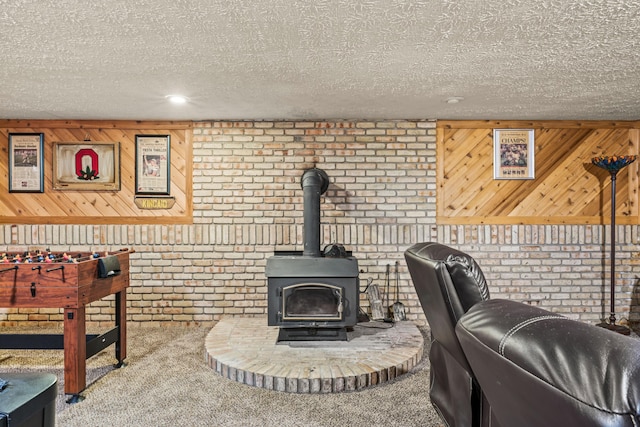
<box><xmin>592</xmin><ymin>155</ymin><xmax>637</xmax><ymax>335</ymax></box>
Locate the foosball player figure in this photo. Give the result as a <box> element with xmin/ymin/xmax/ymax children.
<box><xmin>62</xmin><ymin>253</ymin><xmax>78</xmax><ymax>263</ymax></box>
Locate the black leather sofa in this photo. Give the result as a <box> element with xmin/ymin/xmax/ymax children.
<box><xmin>405</xmin><ymin>242</ymin><xmax>640</xmax><ymax>427</ymax></box>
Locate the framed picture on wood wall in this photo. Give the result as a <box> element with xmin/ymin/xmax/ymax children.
<box><xmin>52</xmin><ymin>141</ymin><xmax>121</xmax><ymax>190</ymax></box>
<box><xmin>493</xmin><ymin>129</ymin><xmax>535</xmax><ymax>180</ymax></box>
<box><xmin>135</xmin><ymin>135</ymin><xmax>170</xmax><ymax>195</ymax></box>
<box><xmin>8</xmin><ymin>133</ymin><xmax>45</xmax><ymax>193</ymax></box>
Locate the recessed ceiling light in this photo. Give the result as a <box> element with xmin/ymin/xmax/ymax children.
<box><xmin>446</xmin><ymin>96</ymin><xmax>464</xmax><ymax>104</ymax></box>
<box><xmin>165</xmin><ymin>95</ymin><xmax>188</xmax><ymax>104</ymax></box>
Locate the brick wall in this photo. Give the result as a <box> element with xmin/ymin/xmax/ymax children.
<box><xmin>1</xmin><ymin>120</ymin><xmax>638</xmax><ymax>328</ymax></box>
<box><xmin>438</xmin><ymin>224</ymin><xmax>640</xmax><ymax>326</ymax></box>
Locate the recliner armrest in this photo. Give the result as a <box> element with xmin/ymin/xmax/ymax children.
<box><xmin>456</xmin><ymin>299</ymin><xmax>640</xmax><ymax>427</ymax></box>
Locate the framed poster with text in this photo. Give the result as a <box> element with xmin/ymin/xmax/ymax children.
<box><xmin>135</xmin><ymin>135</ymin><xmax>170</xmax><ymax>195</ymax></box>
<box><xmin>493</xmin><ymin>129</ymin><xmax>535</xmax><ymax>180</ymax></box>
<box><xmin>8</xmin><ymin>133</ymin><xmax>45</xmax><ymax>193</ymax></box>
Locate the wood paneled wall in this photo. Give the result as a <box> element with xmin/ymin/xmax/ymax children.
<box><xmin>437</xmin><ymin>120</ymin><xmax>640</xmax><ymax>224</ymax></box>
<box><xmin>0</xmin><ymin>120</ymin><xmax>193</xmax><ymax>224</ymax></box>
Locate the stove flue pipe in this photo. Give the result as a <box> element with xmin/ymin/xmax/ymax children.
<box><xmin>301</xmin><ymin>168</ymin><xmax>330</xmax><ymax>257</ymax></box>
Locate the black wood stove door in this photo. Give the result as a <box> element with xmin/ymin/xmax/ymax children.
<box><xmin>282</xmin><ymin>283</ymin><xmax>343</xmax><ymax>321</ymax></box>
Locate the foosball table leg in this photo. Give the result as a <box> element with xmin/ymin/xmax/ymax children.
<box><xmin>63</xmin><ymin>306</ymin><xmax>87</xmax><ymax>400</ymax></box>
<box><xmin>115</xmin><ymin>290</ymin><xmax>127</xmax><ymax>367</ymax></box>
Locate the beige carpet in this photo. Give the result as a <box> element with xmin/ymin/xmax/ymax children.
<box><xmin>0</xmin><ymin>324</ymin><xmax>442</xmax><ymax>427</ymax></box>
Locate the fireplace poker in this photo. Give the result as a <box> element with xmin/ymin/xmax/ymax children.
<box><xmin>384</xmin><ymin>264</ymin><xmax>393</xmax><ymax>323</ymax></box>
<box><xmin>392</xmin><ymin>261</ymin><xmax>406</xmax><ymax>321</ymax></box>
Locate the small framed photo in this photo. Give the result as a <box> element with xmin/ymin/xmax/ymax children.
<box><xmin>8</xmin><ymin>133</ymin><xmax>45</xmax><ymax>193</ymax></box>
<box><xmin>135</xmin><ymin>135</ymin><xmax>170</xmax><ymax>195</ymax></box>
<box><xmin>52</xmin><ymin>141</ymin><xmax>121</xmax><ymax>191</ymax></box>
<box><xmin>493</xmin><ymin>129</ymin><xmax>535</xmax><ymax>180</ymax></box>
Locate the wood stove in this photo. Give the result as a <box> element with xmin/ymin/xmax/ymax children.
<box><xmin>267</xmin><ymin>253</ymin><xmax>359</xmax><ymax>341</ymax></box>
<box><xmin>266</xmin><ymin>168</ymin><xmax>359</xmax><ymax>341</ymax></box>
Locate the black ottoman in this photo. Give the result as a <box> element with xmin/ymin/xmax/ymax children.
<box><xmin>0</xmin><ymin>373</ymin><xmax>57</xmax><ymax>427</ymax></box>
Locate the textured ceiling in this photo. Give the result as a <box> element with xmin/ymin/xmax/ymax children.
<box><xmin>1</xmin><ymin>0</ymin><xmax>639</xmax><ymax>121</ymax></box>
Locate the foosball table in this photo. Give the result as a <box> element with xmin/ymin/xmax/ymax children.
<box><xmin>0</xmin><ymin>248</ymin><xmax>133</xmax><ymax>402</ymax></box>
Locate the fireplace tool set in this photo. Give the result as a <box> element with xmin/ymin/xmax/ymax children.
<box><xmin>363</xmin><ymin>262</ymin><xmax>406</xmax><ymax>323</ymax></box>
<box><xmin>392</xmin><ymin>261</ymin><xmax>407</xmax><ymax>322</ymax></box>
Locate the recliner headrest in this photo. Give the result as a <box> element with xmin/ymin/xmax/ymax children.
<box><xmin>406</xmin><ymin>242</ymin><xmax>490</xmax><ymax>312</ymax></box>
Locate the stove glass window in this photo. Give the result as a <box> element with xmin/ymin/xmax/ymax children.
<box><xmin>282</xmin><ymin>283</ymin><xmax>343</xmax><ymax>321</ymax></box>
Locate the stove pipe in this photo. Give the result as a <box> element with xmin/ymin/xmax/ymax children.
<box><xmin>301</xmin><ymin>168</ymin><xmax>329</xmax><ymax>257</ymax></box>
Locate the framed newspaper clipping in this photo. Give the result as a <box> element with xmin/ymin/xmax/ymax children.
<box><xmin>493</xmin><ymin>129</ymin><xmax>535</xmax><ymax>180</ymax></box>
<box><xmin>8</xmin><ymin>133</ymin><xmax>45</xmax><ymax>193</ymax></box>
<box><xmin>135</xmin><ymin>134</ymin><xmax>170</xmax><ymax>195</ymax></box>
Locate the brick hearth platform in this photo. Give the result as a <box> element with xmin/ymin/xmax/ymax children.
<box><xmin>204</xmin><ymin>317</ymin><xmax>425</xmax><ymax>393</ymax></box>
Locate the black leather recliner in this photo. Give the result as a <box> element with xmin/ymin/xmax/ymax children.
<box><xmin>406</xmin><ymin>241</ymin><xmax>640</xmax><ymax>427</ymax></box>
<box><xmin>456</xmin><ymin>298</ymin><xmax>640</xmax><ymax>427</ymax></box>
<box><xmin>404</xmin><ymin>242</ymin><xmax>495</xmax><ymax>427</ymax></box>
